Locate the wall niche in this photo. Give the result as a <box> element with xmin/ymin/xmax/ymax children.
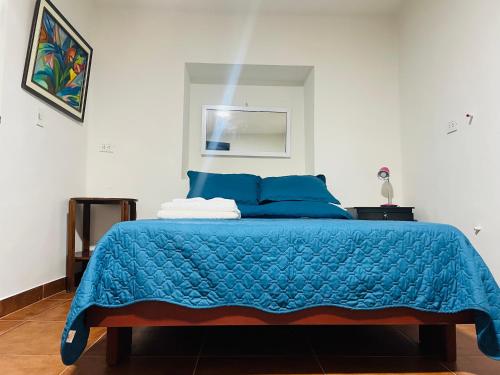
<box><xmin>181</xmin><ymin>63</ymin><xmax>315</xmax><ymax>178</ymax></box>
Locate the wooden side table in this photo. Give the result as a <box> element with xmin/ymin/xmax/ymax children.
<box><xmin>66</xmin><ymin>197</ymin><xmax>138</xmax><ymax>291</ymax></box>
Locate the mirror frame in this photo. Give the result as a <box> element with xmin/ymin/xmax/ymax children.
<box><xmin>201</xmin><ymin>105</ymin><xmax>291</xmax><ymax>158</ymax></box>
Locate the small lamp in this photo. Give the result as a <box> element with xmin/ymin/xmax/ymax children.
<box><xmin>377</xmin><ymin>166</ymin><xmax>397</xmax><ymax>207</ymax></box>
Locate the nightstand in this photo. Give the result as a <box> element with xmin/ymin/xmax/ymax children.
<box><xmin>66</xmin><ymin>197</ymin><xmax>138</xmax><ymax>291</ymax></box>
<box><xmin>347</xmin><ymin>207</ymin><xmax>414</xmax><ymax>221</ymax></box>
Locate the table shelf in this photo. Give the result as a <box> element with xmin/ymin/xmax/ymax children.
<box><xmin>74</xmin><ymin>251</ymin><xmax>94</xmax><ymax>261</ymax></box>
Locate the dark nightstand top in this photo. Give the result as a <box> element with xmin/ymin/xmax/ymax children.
<box><xmin>71</xmin><ymin>197</ymin><xmax>138</xmax><ymax>204</ymax></box>
<box><xmin>347</xmin><ymin>206</ymin><xmax>415</xmax><ymax>221</ymax></box>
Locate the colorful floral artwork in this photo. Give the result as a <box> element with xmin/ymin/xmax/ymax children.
<box><xmin>33</xmin><ymin>10</ymin><xmax>88</xmax><ymax>110</ymax></box>
<box><xmin>22</xmin><ymin>0</ymin><xmax>92</xmax><ymax>122</ymax></box>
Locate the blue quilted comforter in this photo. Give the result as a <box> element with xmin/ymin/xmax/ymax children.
<box><xmin>61</xmin><ymin>219</ymin><xmax>500</xmax><ymax>364</ymax></box>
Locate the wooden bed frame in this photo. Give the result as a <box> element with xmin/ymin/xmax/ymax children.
<box><xmin>86</xmin><ymin>302</ymin><xmax>475</xmax><ymax>365</ymax></box>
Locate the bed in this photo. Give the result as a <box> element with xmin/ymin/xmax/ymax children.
<box><xmin>60</xmin><ymin>218</ymin><xmax>500</xmax><ymax>365</ymax></box>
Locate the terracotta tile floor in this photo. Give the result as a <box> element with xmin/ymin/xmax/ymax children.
<box><xmin>0</xmin><ymin>291</ymin><xmax>499</xmax><ymax>374</ymax></box>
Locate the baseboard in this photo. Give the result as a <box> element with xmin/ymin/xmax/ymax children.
<box><xmin>0</xmin><ymin>277</ymin><xmax>66</xmax><ymax>318</ymax></box>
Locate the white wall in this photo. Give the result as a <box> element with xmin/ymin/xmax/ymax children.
<box><xmin>188</xmin><ymin>83</ymin><xmax>305</xmax><ymax>176</ymax></box>
<box><xmin>399</xmin><ymin>0</ymin><xmax>500</xmax><ymax>280</ymax></box>
<box><xmin>0</xmin><ymin>0</ymin><xmax>94</xmax><ymax>299</ymax></box>
<box><xmin>181</xmin><ymin>66</ymin><xmax>191</xmax><ymax>177</ymax></box>
<box><xmin>0</xmin><ymin>0</ymin><xmax>6</xmax><ymax>116</ymax></box>
<box><xmin>304</xmin><ymin>70</ymin><xmax>315</xmax><ymax>173</ymax></box>
<box><xmin>86</xmin><ymin>6</ymin><xmax>402</xmax><ymax>218</ymax></box>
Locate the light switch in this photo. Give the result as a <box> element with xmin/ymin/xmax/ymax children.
<box><xmin>36</xmin><ymin>108</ymin><xmax>45</xmax><ymax>127</ymax></box>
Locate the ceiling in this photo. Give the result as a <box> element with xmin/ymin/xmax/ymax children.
<box><xmin>97</xmin><ymin>0</ymin><xmax>402</xmax><ymax>16</ymax></box>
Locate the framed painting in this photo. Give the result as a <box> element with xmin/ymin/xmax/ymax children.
<box><xmin>22</xmin><ymin>0</ymin><xmax>93</xmax><ymax>122</ymax></box>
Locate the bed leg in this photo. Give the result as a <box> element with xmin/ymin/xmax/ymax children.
<box><xmin>419</xmin><ymin>324</ymin><xmax>456</xmax><ymax>362</ymax></box>
<box><xmin>106</xmin><ymin>327</ymin><xmax>132</xmax><ymax>366</ymax></box>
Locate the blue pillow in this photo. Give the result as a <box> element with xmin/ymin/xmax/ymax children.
<box><xmin>259</xmin><ymin>175</ymin><xmax>340</xmax><ymax>204</ymax></box>
<box><xmin>316</xmin><ymin>174</ymin><xmax>327</xmax><ymax>184</ymax></box>
<box><xmin>187</xmin><ymin>171</ymin><xmax>261</xmax><ymax>205</ymax></box>
<box><xmin>239</xmin><ymin>201</ymin><xmax>351</xmax><ymax>219</ymax></box>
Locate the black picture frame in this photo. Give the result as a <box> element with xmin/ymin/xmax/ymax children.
<box><xmin>22</xmin><ymin>0</ymin><xmax>93</xmax><ymax>122</ymax></box>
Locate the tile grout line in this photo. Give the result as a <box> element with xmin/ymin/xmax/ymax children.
<box><xmin>0</xmin><ymin>298</ymin><xmax>68</xmax><ymax>321</ymax></box>
<box><xmin>9</xmin><ymin>319</ymin><xmax>69</xmax><ymax>323</ymax></box>
<box><xmin>0</xmin><ymin>291</ymin><xmax>70</xmax><ymax>320</ymax></box>
<box><xmin>0</xmin><ymin>354</ymin><xmax>69</xmax><ymax>357</ymax></box>
<box><xmin>391</xmin><ymin>326</ymin><xmax>419</xmax><ymax>346</ymax></box>
<box><xmin>439</xmin><ymin>358</ymin><xmax>462</xmax><ymax>375</ymax></box>
<box><xmin>305</xmin><ymin>333</ymin><xmax>327</xmax><ymax>375</ymax></box>
<box><xmin>59</xmin><ymin>364</ymin><xmax>69</xmax><ymax>375</ymax></box>
<box><xmin>392</xmin><ymin>326</ymin><xmax>459</xmax><ymax>375</ymax></box>
<box><xmin>440</xmin><ymin>362</ymin><xmax>458</xmax><ymax>375</ymax></box>
<box><xmin>0</xmin><ymin>321</ymin><xmax>26</xmax><ymax>338</ymax></box>
<box><xmin>192</xmin><ymin>328</ymin><xmax>207</xmax><ymax>375</ymax></box>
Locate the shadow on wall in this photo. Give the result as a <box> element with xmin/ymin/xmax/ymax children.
<box><xmin>70</xmin><ymin>204</ymin><xmax>123</xmax><ymax>251</ymax></box>
<box><xmin>89</xmin><ymin>205</ymin><xmax>122</xmax><ymax>246</ymax></box>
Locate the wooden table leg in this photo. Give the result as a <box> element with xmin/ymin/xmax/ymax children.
<box><xmin>82</xmin><ymin>203</ymin><xmax>91</xmax><ymax>258</ymax></box>
<box><xmin>130</xmin><ymin>201</ymin><xmax>137</xmax><ymax>221</ymax></box>
<box><xmin>106</xmin><ymin>327</ymin><xmax>132</xmax><ymax>366</ymax></box>
<box><xmin>66</xmin><ymin>199</ymin><xmax>77</xmax><ymax>292</ymax></box>
<box><xmin>419</xmin><ymin>324</ymin><xmax>456</xmax><ymax>362</ymax></box>
<box><xmin>120</xmin><ymin>201</ymin><xmax>130</xmax><ymax>221</ymax></box>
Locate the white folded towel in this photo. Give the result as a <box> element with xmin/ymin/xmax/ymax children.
<box><xmin>157</xmin><ymin>210</ymin><xmax>241</xmax><ymax>219</ymax></box>
<box><xmin>160</xmin><ymin>198</ymin><xmax>238</xmax><ymax>213</ymax></box>
<box><xmin>157</xmin><ymin>197</ymin><xmax>241</xmax><ymax>219</ymax></box>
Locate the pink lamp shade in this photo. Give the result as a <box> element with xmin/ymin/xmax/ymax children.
<box><xmin>377</xmin><ymin>166</ymin><xmax>390</xmax><ymax>180</ymax></box>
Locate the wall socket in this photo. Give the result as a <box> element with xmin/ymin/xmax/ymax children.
<box><xmin>99</xmin><ymin>143</ymin><xmax>114</xmax><ymax>153</ymax></box>
<box><xmin>447</xmin><ymin>121</ymin><xmax>458</xmax><ymax>134</ymax></box>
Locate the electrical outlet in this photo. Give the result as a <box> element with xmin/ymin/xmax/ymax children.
<box><xmin>99</xmin><ymin>143</ymin><xmax>114</xmax><ymax>153</ymax></box>
<box><xmin>447</xmin><ymin>121</ymin><xmax>458</xmax><ymax>134</ymax></box>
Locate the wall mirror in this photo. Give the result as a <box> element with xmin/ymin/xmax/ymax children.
<box><xmin>201</xmin><ymin>105</ymin><xmax>290</xmax><ymax>158</ymax></box>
